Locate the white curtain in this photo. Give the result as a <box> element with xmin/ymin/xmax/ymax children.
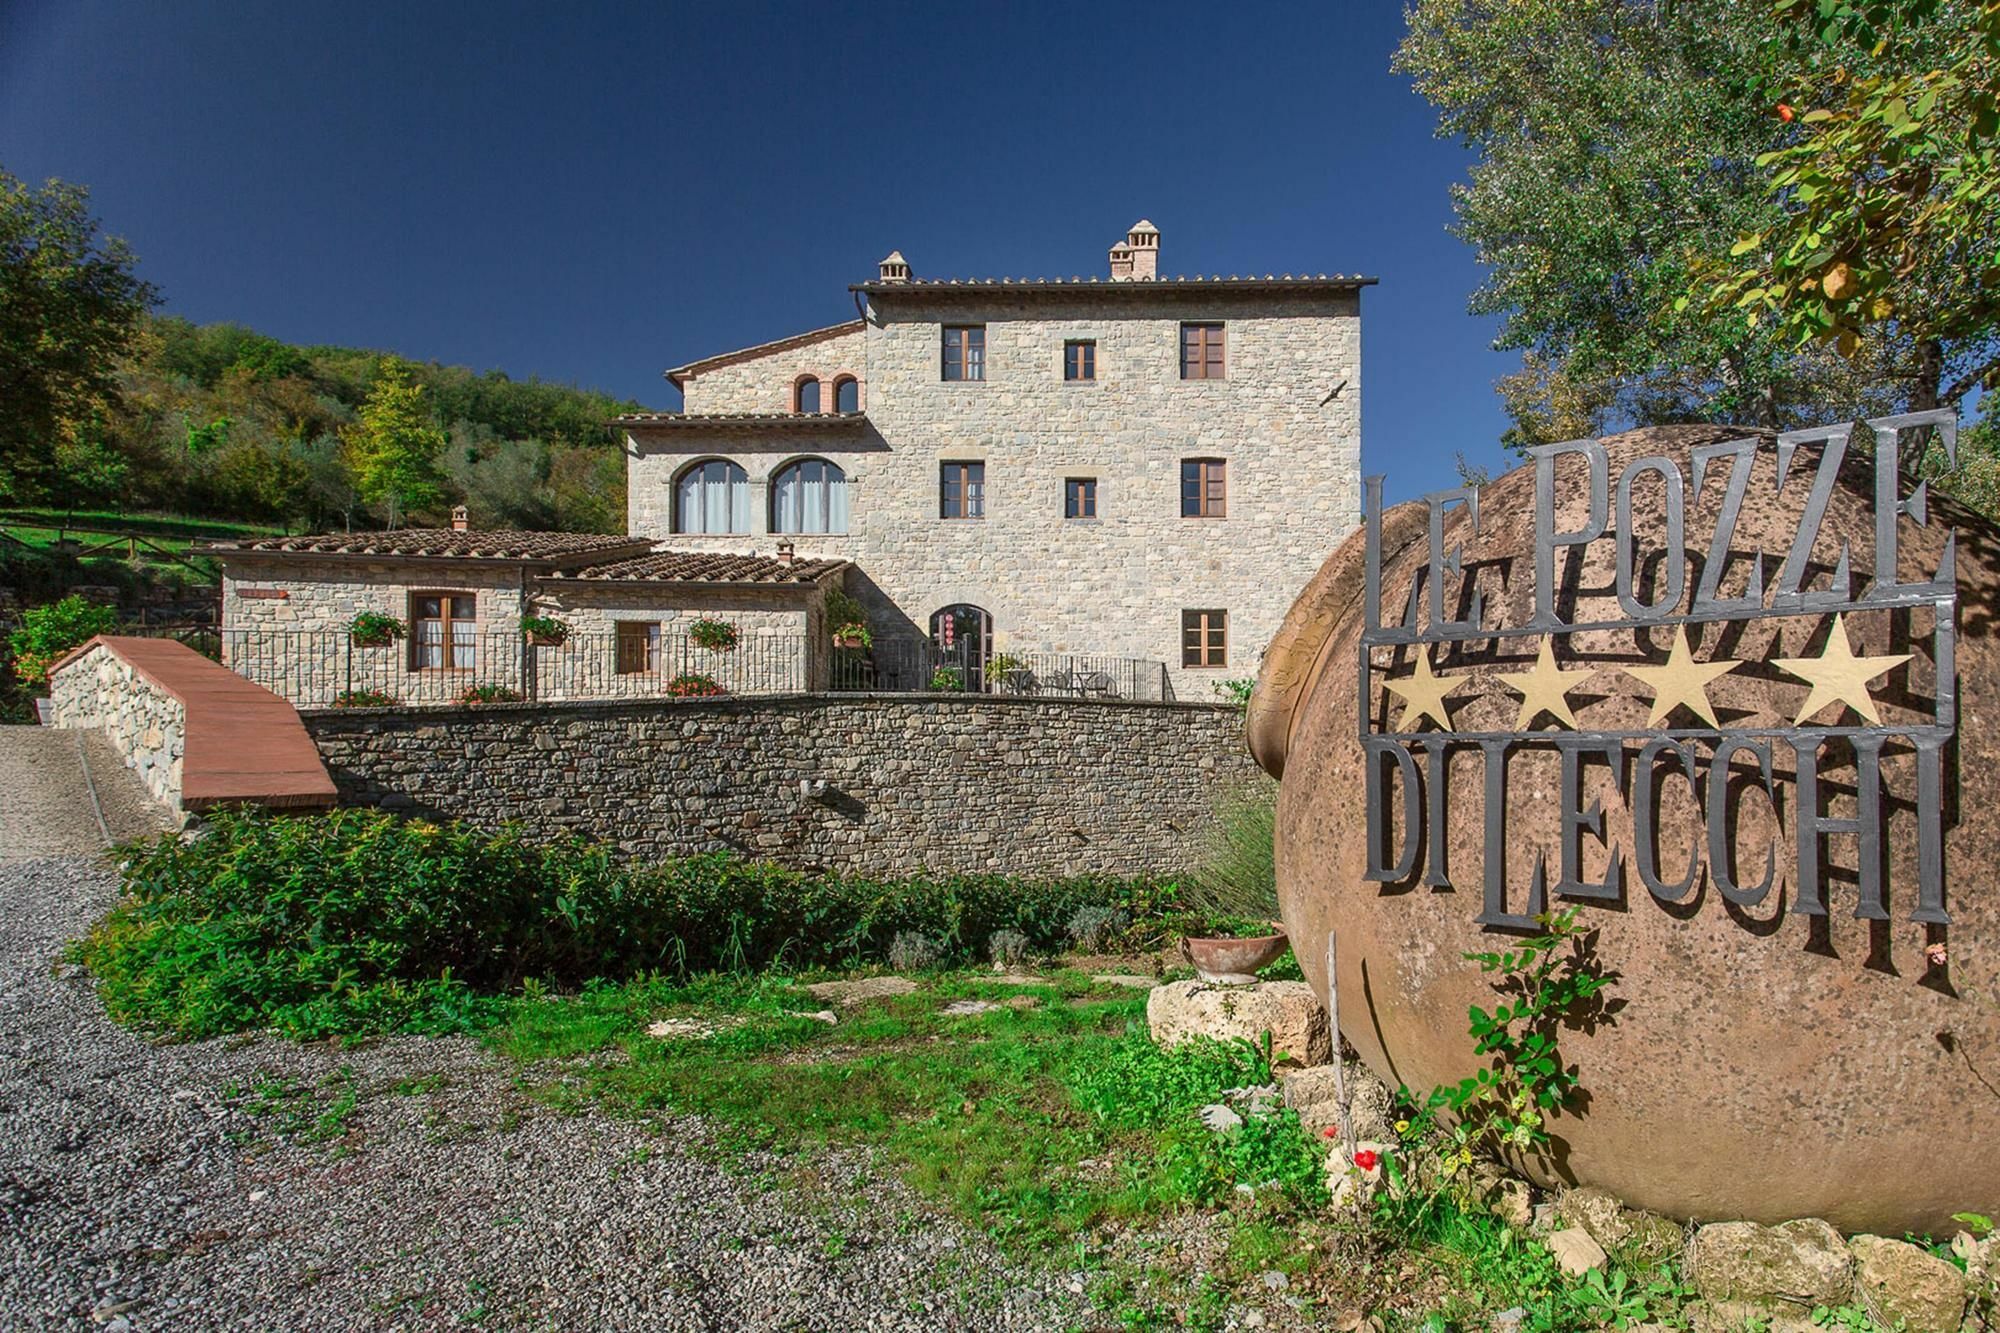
<box><xmin>677</xmin><ymin>460</ymin><xmax>749</xmax><ymax>533</ymax></box>
<box><xmin>773</xmin><ymin>458</ymin><xmax>847</xmax><ymax>534</ymax></box>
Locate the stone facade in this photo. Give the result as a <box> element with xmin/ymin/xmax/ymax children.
<box><xmin>220</xmin><ymin>554</ymin><xmax>831</xmax><ymax>704</ymax></box>
<box><xmin>302</xmin><ymin>694</ymin><xmax>1261</xmax><ymax>876</ymax></box>
<box><xmin>48</xmin><ymin>642</ymin><xmax>187</xmax><ymax>816</ymax></box>
<box><xmin>626</xmin><ymin>226</ymin><xmax>1367</xmax><ymax>700</ymax></box>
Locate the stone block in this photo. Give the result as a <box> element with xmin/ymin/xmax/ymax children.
<box><xmin>1146</xmin><ymin>979</ymin><xmax>1331</xmax><ymax>1067</ymax></box>
<box><xmin>1849</xmin><ymin>1235</ymin><xmax>1968</xmax><ymax>1333</ymax></box>
<box><xmin>1691</xmin><ymin>1219</ymin><xmax>1853</xmax><ymax>1312</ymax></box>
<box><xmin>1280</xmin><ymin>1059</ymin><xmax>1394</xmax><ymax>1140</ymax></box>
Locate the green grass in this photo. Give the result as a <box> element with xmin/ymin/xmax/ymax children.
<box><xmin>0</xmin><ymin>507</ymin><xmax>286</xmax><ymax>541</ymax></box>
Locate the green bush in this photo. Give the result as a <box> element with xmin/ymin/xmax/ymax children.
<box><xmin>77</xmin><ymin>809</ymin><xmax>1175</xmax><ymax>1041</ymax></box>
<box><xmin>1185</xmin><ymin>780</ymin><xmax>1280</xmax><ymax>921</ymax></box>
<box><xmin>6</xmin><ymin>593</ymin><xmax>120</xmax><ymax>685</ymax></box>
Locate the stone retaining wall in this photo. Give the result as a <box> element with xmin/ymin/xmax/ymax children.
<box><xmin>48</xmin><ymin>642</ymin><xmax>188</xmax><ymax>816</ymax></box>
<box><xmin>302</xmin><ymin>694</ymin><xmax>1261</xmax><ymax>875</ymax></box>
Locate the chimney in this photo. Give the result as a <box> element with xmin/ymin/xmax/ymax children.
<box><xmin>451</xmin><ymin>504</ymin><xmax>470</xmax><ymax>532</ymax></box>
<box><xmin>775</xmin><ymin>539</ymin><xmax>796</xmax><ymax>565</ymax></box>
<box><xmin>1113</xmin><ymin>220</ymin><xmax>1159</xmax><ymax>281</ymax></box>
<box><xmin>877</xmin><ymin>250</ymin><xmax>911</xmax><ymax>283</ymax></box>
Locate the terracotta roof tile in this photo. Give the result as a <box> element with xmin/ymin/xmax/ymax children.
<box><xmin>853</xmin><ymin>274</ymin><xmax>1376</xmax><ymax>294</ymax></box>
<box><xmin>612</xmin><ymin>411</ymin><xmax>867</xmax><ymax>430</ymax></box>
<box><xmin>554</xmin><ymin>550</ymin><xmax>848</xmax><ymax>585</ymax></box>
<box><xmin>208</xmin><ymin>530</ymin><xmax>652</xmax><ymax>562</ymax></box>
<box><xmin>665</xmin><ymin>319</ymin><xmax>866</xmax><ymax>388</ymax></box>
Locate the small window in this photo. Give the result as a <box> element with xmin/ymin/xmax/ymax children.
<box><xmin>795</xmin><ymin>377</ymin><xmax>821</xmax><ymax>413</ymax></box>
<box><xmin>1064</xmin><ymin>477</ymin><xmax>1097</xmax><ymax>519</ymax></box>
<box><xmin>411</xmin><ymin>593</ymin><xmax>477</xmax><ymax>670</ymax></box>
<box><xmin>832</xmin><ymin>375</ymin><xmax>860</xmax><ymax>413</ymax></box>
<box><xmin>940</xmin><ymin>460</ymin><xmax>985</xmax><ymax>519</ymax></box>
<box><xmin>1182</xmin><ymin>609</ymin><xmax>1227</xmax><ymax>668</ymax></box>
<box><xmin>942</xmin><ymin>325</ymin><xmax>986</xmax><ymax>382</ymax></box>
<box><xmin>615</xmin><ymin>620</ymin><xmax>661</xmax><ymax>674</ymax></box>
<box><xmin>1064</xmin><ymin>340</ymin><xmax>1096</xmax><ymax>382</ymax></box>
<box><xmin>1181</xmin><ymin>458</ymin><xmax>1226</xmax><ymax>517</ymax></box>
<box><xmin>1180</xmin><ymin>322</ymin><xmax>1225</xmax><ymax>379</ymax></box>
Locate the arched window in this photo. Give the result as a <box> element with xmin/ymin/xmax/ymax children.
<box><xmin>771</xmin><ymin>457</ymin><xmax>849</xmax><ymax>534</ymax></box>
<box><xmin>832</xmin><ymin>376</ymin><xmax>859</xmax><ymax>413</ymax></box>
<box><xmin>674</xmin><ymin>458</ymin><xmax>750</xmax><ymax>533</ymax></box>
<box><xmin>794</xmin><ymin>376</ymin><xmax>822</xmax><ymax>414</ymax></box>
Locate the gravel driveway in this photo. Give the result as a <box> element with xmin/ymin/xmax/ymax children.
<box><xmin>0</xmin><ymin>856</ymin><xmax>1104</xmax><ymax>1331</ymax></box>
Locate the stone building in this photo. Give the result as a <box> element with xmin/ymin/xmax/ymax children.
<box><xmin>621</xmin><ymin>221</ymin><xmax>1372</xmax><ymax>699</ymax></box>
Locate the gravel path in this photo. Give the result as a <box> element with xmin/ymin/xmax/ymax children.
<box><xmin>0</xmin><ymin>727</ymin><xmax>171</xmax><ymax>860</ymax></box>
<box><xmin>0</xmin><ymin>856</ymin><xmax>1106</xmax><ymax>1330</ymax></box>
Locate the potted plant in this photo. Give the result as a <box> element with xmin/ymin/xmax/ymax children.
<box><xmin>665</xmin><ymin>671</ymin><xmax>726</xmax><ymax>697</ymax></box>
<box><xmin>332</xmin><ymin>689</ymin><xmax>397</xmax><ymax>708</ymax></box>
<box><xmin>928</xmin><ymin>666</ymin><xmax>964</xmax><ymax>692</ymax></box>
<box><xmin>983</xmin><ymin>652</ymin><xmax>1029</xmax><ymax>690</ymax></box>
<box><xmin>348</xmin><ymin>611</ymin><xmax>406</xmax><ymax>649</ymax></box>
<box><xmin>456</xmin><ymin>683</ymin><xmax>523</xmax><ymax>705</ymax></box>
<box><xmin>826</xmin><ymin>589</ymin><xmax>871</xmax><ymax>650</ymax></box>
<box><xmin>520</xmin><ymin>613</ymin><xmax>571</xmax><ymax>647</ymax></box>
<box><xmin>832</xmin><ymin>621</ymin><xmax>872</xmax><ymax>650</ymax></box>
<box><xmin>688</xmin><ymin>618</ymin><xmax>739</xmax><ymax>652</ymax></box>
<box><xmin>1178</xmin><ymin>785</ymin><xmax>1289</xmax><ymax>984</ymax></box>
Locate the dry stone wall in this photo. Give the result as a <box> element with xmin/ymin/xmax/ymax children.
<box><xmin>302</xmin><ymin>695</ymin><xmax>1260</xmax><ymax>876</ymax></box>
<box><xmin>48</xmin><ymin>642</ymin><xmax>187</xmax><ymax>816</ymax></box>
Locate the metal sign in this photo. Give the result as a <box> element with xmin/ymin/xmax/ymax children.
<box><xmin>1359</xmin><ymin>410</ymin><xmax>1958</xmax><ymax>931</ymax></box>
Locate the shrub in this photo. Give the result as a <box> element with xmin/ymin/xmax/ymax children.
<box><xmin>75</xmin><ymin>810</ymin><xmax>1173</xmax><ymax>1040</ymax></box>
<box><xmin>1185</xmin><ymin>780</ymin><xmax>1280</xmax><ymax>921</ymax></box>
<box><xmin>887</xmin><ymin>931</ymin><xmax>943</xmax><ymax>972</ymax></box>
<box><xmin>332</xmin><ymin>689</ymin><xmax>396</xmax><ymax>708</ymax></box>
<box><xmin>457</xmin><ymin>684</ymin><xmax>522</xmax><ymax>705</ymax></box>
<box><xmin>1066</xmin><ymin>904</ymin><xmax>1131</xmax><ymax>953</ymax></box>
<box><xmin>687</xmin><ymin>618</ymin><xmax>739</xmax><ymax>651</ymax></box>
<box><xmin>6</xmin><ymin>594</ymin><xmax>120</xmax><ymax>685</ymax></box>
<box><xmin>348</xmin><ymin>611</ymin><xmax>405</xmax><ymax>646</ymax></box>
<box><xmin>665</xmin><ymin>672</ymin><xmax>725</xmax><ymax>697</ymax></box>
<box><xmin>519</xmin><ymin>614</ymin><xmax>570</xmax><ymax>644</ymax></box>
<box><xmin>988</xmin><ymin>928</ymin><xmax>1030</xmax><ymax>968</ymax></box>
<box><xmin>928</xmin><ymin>667</ymin><xmax>963</xmax><ymax>692</ymax></box>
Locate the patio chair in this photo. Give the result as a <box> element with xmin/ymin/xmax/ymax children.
<box><xmin>1078</xmin><ymin>671</ymin><xmax>1117</xmax><ymax>698</ymax></box>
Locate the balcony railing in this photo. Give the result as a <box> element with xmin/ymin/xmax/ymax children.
<box><xmin>210</xmin><ymin>629</ymin><xmax>1174</xmax><ymax>708</ymax></box>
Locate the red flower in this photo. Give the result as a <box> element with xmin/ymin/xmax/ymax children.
<box><xmin>1777</xmin><ymin>103</ymin><xmax>1795</xmax><ymax>121</ymax></box>
<box><xmin>1353</xmin><ymin>1149</ymin><xmax>1380</xmax><ymax>1171</ymax></box>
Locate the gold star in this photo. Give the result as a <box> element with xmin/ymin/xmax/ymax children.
<box><xmin>1381</xmin><ymin>647</ymin><xmax>1468</xmax><ymax>731</ymax></box>
<box><xmin>1496</xmin><ymin>636</ymin><xmax>1594</xmax><ymax>730</ymax></box>
<box><xmin>1772</xmin><ymin>613</ymin><xmax>1910</xmax><ymax>725</ymax></box>
<box><xmin>1623</xmin><ymin>626</ymin><xmax>1740</xmax><ymax>728</ymax></box>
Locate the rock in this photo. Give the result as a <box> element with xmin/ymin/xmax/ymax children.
<box><xmin>1484</xmin><ymin>1176</ymin><xmax>1534</xmax><ymax>1230</ymax></box>
<box><xmin>1280</xmin><ymin>1060</ymin><xmax>1395</xmax><ymax>1140</ymax></box>
<box><xmin>940</xmin><ymin>1000</ymin><xmax>1001</xmax><ymax>1016</ymax></box>
<box><xmin>1146</xmin><ymin>980</ymin><xmax>1331</xmax><ymax>1068</ymax></box>
<box><xmin>1690</xmin><ymin>1219</ymin><xmax>1853</xmax><ymax>1311</ymax></box>
<box><xmin>1324</xmin><ymin>1138</ymin><xmax>1392</xmax><ymax>1209</ymax></box>
<box><xmin>1849</xmin><ymin>1234</ymin><xmax>1968</xmax><ymax>1333</ymax></box>
<box><xmin>1546</xmin><ymin>1228</ymin><xmax>1607</xmax><ymax>1276</ymax></box>
<box><xmin>989</xmin><ymin>974</ymin><xmax>1047</xmax><ymax>986</ymax></box>
<box><xmin>645</xmin><ymin>1018</ymin><xmax>717</xmax><ymax>1039</ymax></box>
<box><xmin>1690</xmin><ymin>1300</ymin><xmax>1819</xmax><ymax>1333</ymax></box>
<box><xmin>1252</xmin><ymin>422</ymin><xmax>2000</xmax><ymax>1234</ymax></box>
<box><xmin>1554</xmin><ymin>1186</ymin><xmax>1632</xmax><ymax>1249</ymax></box>
<box><xmin>1090</xmin><ymin>973</ymin><xmax>1156</xmax><ymax>989</ymax></box>
<box><xmin>1197</xmin><ymin>1104</ymin><xmax>1243</xmax><ymax>1133</ymax></box>
<box><xmin>804</xmin><ymin>977</ymin><xmax>918</xmax><ymax>1006</ymax></box>
<box><xmin>785</xmin><ymin>1009</ymin><xmax>838</xmax><ymax>1025</ymax></box>
<box><xmin>1489</xmin><ymin>1306</ymin><xmax>1525</xmax><ymax>1333</ymax></box>
<box><xmin>1261</xmin><ymin>1270</ymin><xmax>1289</xmax><ymax>1292</ymax></box>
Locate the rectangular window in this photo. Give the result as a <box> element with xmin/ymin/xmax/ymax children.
<box><xmin>1180</xmin><ymin>322</ymin><xmax>1225</xmax><ymax>379</ymax></box>
<box><xmin>1064</xmin><ymin>477</ymin><xmax>1097</xmax><ymax>519</ymax></box>
<box><xmin>411</xmin><ymin>593</ymin><xmax>476</xmax><ymax>670</ymax></box>
<box><xmin>1182</xmin><ymin>609</ymin><xmax>1228</xmax><ymax>668</ymax></box>
<box><xmin>942</xmin><ymin>325</ymin><xmax>986</xmax><ymax>381</ymax></box>
<box><xmin>615</xmin><ymin>620</ymin><xmax>661</xmax><ymax>674</ymax></box>
<box><xmin>1181</xmin><ymin>458</ymin><xmax>1226</xmax><ymax>517</ymax></box>
<box><xmin>940</xmin><ymin>460</ymin><xmax>986</xmax><ymax>519</ymax></box>
<box><xmin>1064</xmin><ymin>340</ymin><xmax>1096</xmax><ymax>382</ymax></box>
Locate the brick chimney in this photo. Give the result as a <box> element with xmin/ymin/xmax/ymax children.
<box><xmin>451</xmin><ymin>504</ymin><xmax>470</xmax><ymax>532</ymax></box>
<box><xmin>877</xmin><ymin>250</ymin><xmax>911</xmax><ymax>283</ymax></box>
<box><xmin>1109</xmin><ymin>220</ymin><xmax>1159</xmax><ymax>281</ymax></box>
<box><xmin>775</xmin><ymin>539</ymin><xmax>796</xmax><ymax>565</ymax></box>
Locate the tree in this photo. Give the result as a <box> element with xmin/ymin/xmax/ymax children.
<box><xmin>0</xmin><ymin>169</ymin><xmax>157</xmax><ymax>501</ymax></box>
<box><xmin>341</xmin><ymin>360</ymin><xmax>446</xmax><ymax>527</ymax></box>
<box><xmin>1703</xmin><ymin>0</ymin><xmax>2000</xmax><ymax>410</ymax></box>
<box><xmin>1394</xmin><ymin>0</ymin><xmax>1920</xmax><ymax>442</ymax></box>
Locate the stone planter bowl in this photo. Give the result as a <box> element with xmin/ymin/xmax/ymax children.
<box><xmin>527</xmin><ymin>632</ymin><xmax>567</xmax><ymax>648</ymax></box>
<box><xmin>1180</xmin><ymin>930</ymin><xmax>1290</xmax><ymax>985</ymax></box>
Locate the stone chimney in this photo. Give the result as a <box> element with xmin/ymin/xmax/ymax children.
<box><xmin>451</xmin><ymin>504</ymin><xmax>470</xmax><ymax>532</ymax></box>
<box><xmin>877</xmin><ymin>250</ymin><xmax>911</xmax><ymax>283</ymax></box>
<box><xmin>1109</xmin><ymin>220</ymin><xmax>1160</xmax><ymax>281</ymax></box>
<box><xmin>775</xmin><ymin>539</ymin><xmax>796</xmax><ymax>565</ymax></box>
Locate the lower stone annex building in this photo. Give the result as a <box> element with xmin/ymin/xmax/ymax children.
<box><xmin>210</xmin><ymin>222</ymin><xmax>1370</xmax><ymax>705</ymax></box>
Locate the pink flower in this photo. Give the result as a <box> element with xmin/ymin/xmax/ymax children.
<box><xmin>1353</xmin><ymin>1149</ymin><xmax>1380</xmax><ymax>1171</ymax></box>
<box><xmin>1321</xmin><ymin>1126</ymin><xmax>1340</xmax><ymax>1139</ymax></box>
<box><xmin>1925</xmin><ymin>942</ymin><xmax>1949</xmax><ymax>967</ymax></box>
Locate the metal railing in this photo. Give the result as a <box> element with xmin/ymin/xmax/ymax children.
<box><xmin>211</xmin><ymin>628</ymin><xmax>1174</xmax><ymax>709</ymax></box>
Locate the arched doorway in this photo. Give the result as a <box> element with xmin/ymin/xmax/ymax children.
<box><xmin>929</xmin><ymin>604</ymin><xmax>992</xmax><ymax>691</ymax></box>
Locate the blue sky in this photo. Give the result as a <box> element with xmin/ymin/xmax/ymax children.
<box><xmin>0</xmin><ymin>0</ymin><xmax>1518</xmax><ymax>500</ymax></box>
